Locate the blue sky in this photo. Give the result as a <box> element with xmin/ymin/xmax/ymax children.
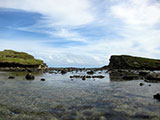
<box><xmin>0</xmin><ymin>0</ymin><xmax>160</xmax><ymax>67</ymax></box>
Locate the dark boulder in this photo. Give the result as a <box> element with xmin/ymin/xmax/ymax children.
<box><xmin>82</xmin><ymin>76</ymin><xmax>86</xmax><ymax>81</ymax></box>
<box><xmin>41</xmin><ymin>78</ymin><xmax>46</xmax><ymax>81</ymax></box>
<box><xmin>153</xmin><ymin>93</ymin><xmax>160</xmax><ymax>101</ymax></box>
<box><xmin>8</xmin><ymin>76</ymin><xmax>15</xmax><ymax>79</ymax></box>
<box><xmin>25</xmin><ymin>73</ymin><xmax>35</xmax><ymax>80</ymax></box>
<box><xmin>92</xmin><ymin>75</ymin><xmax>105</xmax><ymax>79</ymax></box>
<box><xmin>87</xmin><ymin>70</ymin><xmax>94</xmax><ymax>75</ymax></box>
<box><xmin>139</xmin><ymin>83</ymin><xmax>144</xmax><ymax>86</ymax></box>
<box><xmin>61</xmin><ymin>70</ymin><xmax>67</xmax><ymax>75</ymax></box>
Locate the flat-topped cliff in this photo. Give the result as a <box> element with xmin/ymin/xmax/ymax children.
<box><xmin>0</xmin><ymin>50</ymin><xmax>47</xmax><ymax>69</ymax></box>
<box><xmin>109</xmin><ymin>55</ymin><xmax>160</xmax><ymax>70</ymax></box>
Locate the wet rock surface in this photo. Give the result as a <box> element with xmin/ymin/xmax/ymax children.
<box><xmin>25</xmin><ymin>73</ymin><xmax>35</xmax><ymax>80</ymax></box>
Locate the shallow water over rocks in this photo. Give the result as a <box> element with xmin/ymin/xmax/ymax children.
<box><xmin>0</xmin><ymin>70</ymin><xmax>160</xmax><ymax>120</ymax></box>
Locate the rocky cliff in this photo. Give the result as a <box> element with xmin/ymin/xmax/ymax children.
<box><xmin>109</xmin><ymin>55</ymin><xmax>160</xmax><ymax>70</ymax></box>
<box><xmin>0</xmin><ymin>50</ymin><xmax>47</xmax><ymax>69</ymax></box>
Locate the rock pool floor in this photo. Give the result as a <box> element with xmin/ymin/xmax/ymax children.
<box><xmin>0</xmin><ymin>71</ymin><xmax>160</xmax><ymax>120</ymax></box>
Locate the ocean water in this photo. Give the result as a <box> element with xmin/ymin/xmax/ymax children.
<box><xmin>0</xmin><ymin>70</ymin><xmax>160</xmax><ymax>120</ymax></box>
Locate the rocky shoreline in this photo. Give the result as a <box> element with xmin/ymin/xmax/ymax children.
<box><xmin>0</xmin><ymin>50</ymin><xmax>160</xmax><ymax>102</ymax></box>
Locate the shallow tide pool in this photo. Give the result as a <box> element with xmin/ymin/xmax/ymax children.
<box><xmin>0</xmin><ymin>71</ymin><xmax>160</xmax><ymax>120</ymax></box>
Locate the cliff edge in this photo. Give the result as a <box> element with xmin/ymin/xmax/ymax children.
<box><xmin>109</xmin><ymin>55</ymin><xmax>160</xmax><ymax>70</ymax></box>
<box><xmin>0</xmin><ymin>50</ymin><xmax>47</xmax><ymax>69</ymax></box>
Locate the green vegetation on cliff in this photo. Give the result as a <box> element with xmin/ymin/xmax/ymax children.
<box><xmin>109</xmin><ymin>55</ymin><xmax>160</xmax><ymax>70</ymax></box>
<box><xmin>0</xmin><ymin>50</ymin><xmax>43</xmax><ymax>66</ymax></box>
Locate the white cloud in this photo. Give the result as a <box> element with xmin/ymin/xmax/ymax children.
<box><xmin>1</xmin><ymin>0</ymin><xmax>160</xmax><ymax>67</ymax></box>
<box><xmin>111</xmin><ymin>0</ymin><xmax>160</xmax><ymax>26</ymax></box>
<box><xmin>104</xmin><ymin>0</ymin><xmax>160</xmax><ymax>63</ymax></box>
<box><xmin>48</xmin><ymin>28</ymin><xmax>88</xmax><ymax>42</ymax></box>
<box><xmin>0</xmin><ymin>0</ymin><xmax>94</xmax><ymax>26</ymax></box>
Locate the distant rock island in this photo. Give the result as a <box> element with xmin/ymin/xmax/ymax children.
<box><xmin>109</xmin><ymin>55</ymin><xmax>160</xmax><ymax>70</ymax></box>
<box><xmin>1</xmin><ymin>49</ymin><xmax>160</xmax><ymax>72</ymax></box>
<box><xmin>0</xmin><ymin>49</ymin><xmax>47</xmax><ymax>70</ymax></box>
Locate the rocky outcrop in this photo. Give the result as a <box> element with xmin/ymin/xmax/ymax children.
<box><xmin>145</xmin><ymin>73</ymin><xmax>160</xmax><ymax>82</ymax></box>
<box><xmin>109</xmin><ymin>55</ymin><xmax>160</xmax><ymax>70</ymax></box>
<box><xmin>0</xmin><ymin>50</ymin><xmax>47</xmax><ymax>70</ymax></box>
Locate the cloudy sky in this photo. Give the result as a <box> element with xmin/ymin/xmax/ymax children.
<box><xmin>0</xmin><ymin>0</ymin><xmax>160</xmax><ymax>67</ymax></box>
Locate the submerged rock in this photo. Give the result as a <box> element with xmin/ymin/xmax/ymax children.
<box><xmin>25</xmin><ymin>73</ymin><xmax>35</xmax><ymax>80</ymax></box>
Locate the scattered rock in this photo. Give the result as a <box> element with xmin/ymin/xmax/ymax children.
<box><xmin>122</xmin><ymin>75</ymin><xmax>138</xmax><ymax>80</ymax></box>
<box><xmin>8</xmin><ymin>76</ymin><xmax>15</xmax><ymax>79</ymax></box>
<box><xmin>92</xmin><ymin>75</ymin><xmax>105</xmax><ymax>79</ymax></box>
<box><xmin>70</xmin><ymin>75</ymin><xmax>81</xmax><ymax>78</ymax></box>
<box><xmin>87</xmin><ymin>70</ymin><xmax>94</xmax><ymax>75</ymax></box>
<box><xmin>82</xmin><ymin>76</ymin><xmax>86</xmax><ymax>81</ymax></box>
<box><xmin>86</xmin><ymin>76</ymin><xmax>91</xmax><ymax>78</ymax></box>
<box><xmin>148</xmin><ymin>84</ymin><xmax>151</xmax><ymax>86</ymax></box>
<box><xmin>61</xmin><ymin>70</ymin><xmax>67</xmax><ymax>75</ymax></box>
<box><xmin>25</xmin><ymin>73</ymin><xmax>35</xmax><ymax>80</ymax></box>
<box><xmin>41</xmin><ymin>78</ymin><xmax>45</xmax><ymax>81</ymax></box>
<box><xmin>70</xmin><ymin>75</ymin><xmax>104</xmax><ymax>79</ymax></box>
<box><xmin>139</xmin><ymin>83</ymin><xmax>144</xmax><ymax>86</ymax></box>
<box><xmin>98</xmin><ymin>72</ymin><xmax>102</xmax><ymax>74</ymax></box>
<box><xmin>153</xmin><ymin>93</ymin><xmax>160</xmax><ymax>101</ymax></box>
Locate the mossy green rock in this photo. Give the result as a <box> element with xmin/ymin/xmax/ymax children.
<box><xmin>0</xmin><ymin>50</ymin><xmax>47</xmax><ymax>68</ymax></box>
<box><xmin>109</xmin><ymin>55</ymin><xmax>160</xmax><ymax>70</ymax></box>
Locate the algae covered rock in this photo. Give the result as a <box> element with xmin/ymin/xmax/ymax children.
<box><xmin>25</xmin><ymin>73</ymin><xmax>35</xmax><ymax>80</ymax></box>
<box><xmin>0</xmin><ymin>49</ymin><xmax>47</xmax><ymax>69</ymax></box>
<box><xmin>109</xmin><ymin>55</ymin><xmax>160</xmax><ymax>70</ymax></box>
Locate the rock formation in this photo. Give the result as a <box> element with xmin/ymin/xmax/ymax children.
<box><xmin>109</xmin><ymin>55</ymin><xmax>160</xmax><ymax>70</ymax></box>
<box><xmin>0</xmin><ymin>49</ymin><xmax>47</xmax><ymax>70</ymax></box>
